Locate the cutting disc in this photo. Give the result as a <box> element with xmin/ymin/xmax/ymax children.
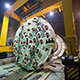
<box><xmin>13</xmin><ymin>17</ymin><xmax>57</xmax><ymax>70</ymax></box>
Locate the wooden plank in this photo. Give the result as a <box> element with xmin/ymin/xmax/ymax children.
<box><xmin>39</xmin><ymin>71</ymin><xmax>51</xmax><ymax>80</ymax></box>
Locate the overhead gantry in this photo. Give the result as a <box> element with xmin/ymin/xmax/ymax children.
<box><xmin>0</xmin><ymin>0</ymin><xmax>78</xmax><ymax>56</ymax></box>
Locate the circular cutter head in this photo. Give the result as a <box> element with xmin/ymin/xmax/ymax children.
<box><xmin>13</xmin><ymin>17</ymin><xmax>59</xmax><ymax>70</ymax></box>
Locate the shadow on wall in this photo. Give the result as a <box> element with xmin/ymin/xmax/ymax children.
<box><xmin>7</xmin><ymin>18</ymin><xmax>20</xmax><ymax>46</ymax></box>
<box><xmin>8</xmin><ymin>18</ymin><xmax>20</xmax><ymax>39</ymax></box>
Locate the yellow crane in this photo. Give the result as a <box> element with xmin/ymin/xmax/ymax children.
<box><xmin>0</xmin><ymin>0</ymin><xmax>78</xmax><ymax>56</ymax></box>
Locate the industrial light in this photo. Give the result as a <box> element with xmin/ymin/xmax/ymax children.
<box><xmin>62</xmin><ymin>56</ymin><xmax>65</xmax><ymax>60</ymax></box>
<box><xmin>5</xmin><ymin>3</ymin><xmax>10</xmax><ymax>8</ymax></box>
<box><xmin>49</xmin><ymin>11</ymin><xmax>54</xmax><ymax>16</ymax></box>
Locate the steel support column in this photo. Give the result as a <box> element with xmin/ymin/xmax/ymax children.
<box><xmin>62</xmin><ymin>0</ymin><xmax>77</xmax><ymax>56</ymax></box>
<box><xmin>0</xmin><ymin>16</ymin><xmax>9</xmax><ymax>46</ymax></box>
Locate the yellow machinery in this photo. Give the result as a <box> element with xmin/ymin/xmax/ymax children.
<box><xmin>0</xmin><ymin>0</ymin><xmax>79</xmax><ymax>80</ymax></box>
<box><xmin>0</xmin><ymin>0</ymin><xmax>78</xmax><ymax>56</ymax></box>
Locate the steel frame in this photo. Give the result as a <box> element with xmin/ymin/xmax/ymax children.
<box><xmin>0</xmin><ymin>0</ymin><xmax>77</xmax><ymax>56</ymax></box>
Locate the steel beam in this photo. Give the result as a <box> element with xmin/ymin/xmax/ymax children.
<box><xmin>21</xmin><ymin>1</ymin><xmax>62</xmax><ymax>23</ymax></box>
<box><xmin>62</xmin><ymin>0</ymin><xmax>76</xmax><ymax>56</ymax></box>
<box><xmin>4</xmin><ymin>0</ymin><xmax>29</xmax><ymax>16</ymax></box>
<box><xmin>0</xmin><ymin>46</ymin><xmax>13</xmax><ymax>52</ymax></box>
<box><xmin>10</xmin><ymin>13</ymin><xmax>21</xmax><ymax>22</ymax></box>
